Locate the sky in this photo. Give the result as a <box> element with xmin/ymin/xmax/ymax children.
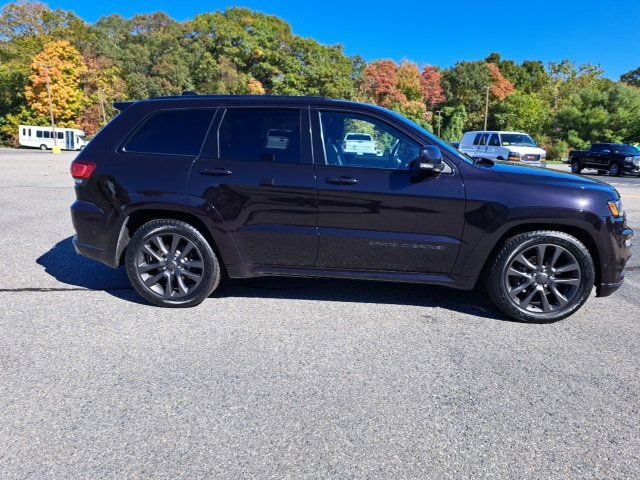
<box><xmin>16</xmin><ymin>0</ymin><xmax>640</xmax><ymax>79</ymax></box>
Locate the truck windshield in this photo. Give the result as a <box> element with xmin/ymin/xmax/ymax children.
<box><xmin>614</xmin><ymin>145</ymin><xmax>640</xmax><ymax>155</ymax></box>
<box><xmin>500</xmin><ymin>134</ymin><xmax>537</xmax><ymax>147</ymax></box>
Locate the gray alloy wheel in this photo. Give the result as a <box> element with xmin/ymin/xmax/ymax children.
<box><xmin>135</xmin><ymin>233</ymin><xmax>204</xmax><ymax>299</ymax></box>
<box><xmin>609</xmin><ymin>162</ymin><xmax>621</xmax><ymax>177</ymax></box>
<box><xmin>125</xmin><ymin>219</ymin><xmax>220</xmax><ymax>307</ymax></box>
<box><xmin>486</xmin><ymin>231</ymin><xmax>594</xmax><ymax>323</ymax></box>
<box><xmin>504</xmin><ymin>243</ymin><xmax>580</xmax><ymax>314</ymax></box>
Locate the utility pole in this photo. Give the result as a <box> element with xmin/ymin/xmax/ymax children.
<box><xmin>39</xmin><ymin>63</ymin><xmax>57</xmax><ymax>147</ymax></box>
<box><xmin>436</xmin><ymin>109</ymin><xmax>443</xmax><ymax>137</ymax></box>
<box><xmin>483</xmin><ymin>85</ymin><xmax>491</xmax><ymax>131</ymax></box>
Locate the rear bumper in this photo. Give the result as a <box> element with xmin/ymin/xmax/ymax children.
<box><xmin>70</xmin><ymin>200</ymin><xmax>121</xmax><ymax>268</ymax></box>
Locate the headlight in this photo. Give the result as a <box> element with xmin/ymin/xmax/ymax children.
<box><xmin>507</xmin><ymin>151</ymin><xmax>521</xmax><ymax>161</ymax></box>
<box><xmin>625</xmin><ymin>156</ymin><xmax>634</xmax><ymax>162</ymax></box>
<box><xmin>607</xmin><ymin>199</ymin><xmax>623</xmax><ymax>218</ymax></box>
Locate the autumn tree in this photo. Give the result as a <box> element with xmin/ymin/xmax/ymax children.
<box><xmin>420</xmin><ymin>66</ymin><xmax>445</xmax><ymax>110</ymax></box>
<box><xmin>25</xmin><ymin>40</ymin><xmax>87</xmax><ymax>127</ymax></box>
<box><xmin>487</xmin><ymin>63</ymin><xmax>514</xmax><ymax>101</ymax></box>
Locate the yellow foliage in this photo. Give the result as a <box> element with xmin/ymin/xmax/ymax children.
<box><xmin>24</xmin><ymin>40</ymin><xmax>88</xmax><ymax>127</ymax></box>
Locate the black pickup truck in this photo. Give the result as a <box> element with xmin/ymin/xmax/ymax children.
<box><xmin>569</xmin><ymin>143</ymin><xmax>640</xmax><ymax>176</ymax></box>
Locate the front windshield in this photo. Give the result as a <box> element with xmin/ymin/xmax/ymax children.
<box><xmin>500</xmin><ymin>133</ymin><xmax>537</xmax><ymax>147</ymax></box>
<box><xmin>614</xmin><ymin>144</ymin><xmax>640</xmax><ymax>155</ymax></box>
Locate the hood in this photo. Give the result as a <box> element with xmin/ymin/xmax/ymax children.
<box><xmin>485</xmin><ymin>161</ymin><xmax>619</xmax><ymax>197</ymax></box>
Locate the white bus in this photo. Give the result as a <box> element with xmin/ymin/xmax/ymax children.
<box><xmin>18</xmin><ymin>125</ymin><xmax>88</xmax><ymax>151</ymax></box>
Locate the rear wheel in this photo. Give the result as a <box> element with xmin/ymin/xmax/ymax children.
<box><xmin>39</xmin><ymin>144</ymin><xmax>47</xmax><ymax>150</ymax></box>
<box><xmin>609</xmin><ymin>162</ymin><xmax>621</xmax><ymax>177</ymax></box>
<box><xmin>486</xmin><ymin>231</ymin><xmax>594</xmax><ymax>323</ymax></box>
<box><xmin>125</xmin><ymin>219</ymin><xmax>220</xmax><ymax>307</ymax></box>
<box><xmin>570</xmin><ymin>160</ymin><xmax>582</xmax><ymax>173</ymax></box>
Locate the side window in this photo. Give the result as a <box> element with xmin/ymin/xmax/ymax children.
<box><xmin>57</xmin><ymin>132</ymin><xmax>63</xmax><ymax>140</ymax></box>
<box><xmin>44</xmin><ymin>131</ymin><xmax>50</xmax><ymax>139</ymax></box>
<box><xmin>473</xmin><ymin>133</ymin><xmax>482</xmax><ymax>145</ymax></box>
<box><xmin>125</xmin><ymin>109</ymin><xmax>215</xmax><ymax>156</ymax></box>
<box><xmin>36</xmin><ymin>130</ymin><xmax>42</xmax><ymax>138</ymax></box>
<box><xmin>319</xmin><ymin>111</ymin><xmax>420</xmax><ymax>170</ymax></box>
<box><xmin>590</xmin><ymin>144</ymin><xmax>603</xmax><ymax>153</ymax></box>
<box><xmin>478</xmin><ymin>133</ymin><xmax>488</xmax><ymax>146</ymax></box>
<box><xmin>22</xmin><ymin>128</ymin><xmax>25</xmax><ymax>135</ymax></box>
<box><xmin>218</xmin><ymin>108</ymin><xmax>301</xmax><ymax>164</ymax></box>
<box><xmin>489</xmin><ymin>134</ymin><xmax>500</xmax><ymax>146</ymax></box>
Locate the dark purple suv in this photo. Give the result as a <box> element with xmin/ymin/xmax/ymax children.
<box><xmin>70</xmin><ymin>94</ymin><xmax>633</xmax><ymax>322</ymax></box>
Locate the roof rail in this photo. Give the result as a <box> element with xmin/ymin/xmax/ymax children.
<box><xmin>182</xmin><ymin>90</ymin><xmax>198</xmax><ymax>96</ymax></box>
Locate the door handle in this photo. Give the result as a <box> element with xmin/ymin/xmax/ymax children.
<box><xmin>199</xmin><ymin>167</ymin><xmax>232</xmax><ymax>176</ymax></box>
<box><xmin>326</xmin><ymin>176</ymin><xmax>359</xmax><ymax>185</ymax></box>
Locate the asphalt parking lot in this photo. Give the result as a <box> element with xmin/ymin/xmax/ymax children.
<box><xmin>1</xmin><ymin>149</ymin><xmax>639</xmax><ymax>478</ymax></box>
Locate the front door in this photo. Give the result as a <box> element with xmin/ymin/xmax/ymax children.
<box><xmin>312</xmin><ymin>109</ymin><xmax>465</xmax><ymax>274</ymax></box>
<box><xmin>190</xmin><ymin>107</ymin><xmax>318</xmax><ymax>267</ymax></box>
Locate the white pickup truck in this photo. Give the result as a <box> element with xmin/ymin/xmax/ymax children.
<box><xmin>342</xmin><ymin>132</ymin><xmax>380</xmax><ymax>156</ymax></box>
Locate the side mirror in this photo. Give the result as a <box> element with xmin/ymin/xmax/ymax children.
<box><xmin>410</xmin><ymin>146</ymin><xmax>444</xmax><ymax>175</ymax></box>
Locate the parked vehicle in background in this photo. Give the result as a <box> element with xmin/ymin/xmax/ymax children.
<box><xmin>19</xmin><ymin>125</ymin><xmax>87</xmax><ymax>151</ymax></box>
<box><xmin>70</xmin><ymin>94</ymin><xmax>632</xmax><ymax>323</ymax></box>
<box><xmin>342</xmin><ymin>132</ymin><xmax>380</xmax><ymax>155</ymax></box>
<box><xmin>569</xmin><ymin>143</ymin><xmax>640</xmax><ymax>176</ymax></box>
<box><xmin>459</xmin><ymin>131</ymin><xmax>546</xmax><ymax>167</ymax></box>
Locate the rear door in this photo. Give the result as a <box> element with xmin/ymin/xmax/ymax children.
<box><xmin>190</xmin><ymin>106</ymin><xmax>318</xmax><ymax>267</ymax></box>
<box><xmin>486</xmin><ymin>133</ymin><xmax>501</xmax><ymax>160</ymax></box>
<box><xmin>475</xmin><ymin>132</ymin><xmax>489</xmax><ymax>159</ymax></box>
<box><xmin>311</xmin><ymin>108</ymin><xmax>465</xmax><ymax>274</ymax></box>
<box><xmin>583</xmin><ymin>144</ymin><xmax>602</xmax><ymax>167</ymax></box>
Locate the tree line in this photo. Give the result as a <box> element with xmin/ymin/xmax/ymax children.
<box><xmin>1</xmin><ymin>1</ymin><xmax>639</xmax><ymax>159</ymax></box>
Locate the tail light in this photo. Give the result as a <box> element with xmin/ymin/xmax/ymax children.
<box><xmin>70</xmin><ymin>161</ymin><xmax>96</xmax><ymax>180</ymax></box>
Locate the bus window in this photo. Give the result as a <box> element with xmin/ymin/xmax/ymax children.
<box><xmin>28</xmin><ymin>129</ymin><xmax>31</xmax><ymax>136</ymax></box>
<box><xmin>57</xmin><ymin>132</ymin><xmax>63</xmax><ymax>139</ymax></box>
<box><xmin>44</xmin><ymin>131</ymin><xmax>50</xmax><ymax>138</ymax></box>
<box><xmin>36</xmin><ymin>131</ymin><xmax>42</xmax><ymax>138</ymax></box>
<box><xmin>22</xmin><ymin>128</ymin><xmax>25</xmax><ymax>136</ymax></box>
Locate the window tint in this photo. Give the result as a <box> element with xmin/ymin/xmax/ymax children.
<box><xmin>478</xmin><ymin>133</ymin><xmax>488</xmax><ymax>146</ymax></box>
<box><xmin>57</xmin><ymin>132</ymin><xmax>63</xmax><ymax>139</ymax></box>
<box><xmin>319</xmin><ymin>111</ymin><xmax>420</xmax><ymax>170</ymax></box>
<box><xmin>473</xmin><ymin>134</ymin><xmax>482</xmax><ymax>145</ymax></box>
<box><xmin>36</xmin><ymin>131</ymin><xmax>42</xmax><ymax>138</ymax></box>
<box><xmin>22</xmin><ymin>128</ymin><xmax>25</xmax><ymax>135</ymax></box>
<box><xmin>218</xmin><ymin>108</ymin><xmax>301</xmax><ymax>164</ymax></box>
<box><xmin>125</xmin><ymin>109</ymin><xmax>215</xmax><ymax>156</ymax></box>
<box><xmin>489</xmin><ymin>133</ymin><xmax>500</xmax><ymax>146</ymax></box>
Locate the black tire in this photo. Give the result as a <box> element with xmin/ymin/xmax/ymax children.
<box><xmin>486</xmin><ymin>231</ymin><xmax>594</xmax><ymax>323</ymax></box>
<box><xmin>570</xmin><ymin>159</ymin><xmax>582</xmax><ymax>173</ymax></box>
<box><xmin>39</xmin><ymin>144</ymin><xmax>48</xmax><ymax>150</ymax></box>
<box><xmin>125</xmin><ymin>219</ymin><xmax>220</xmax><ymax>307</ymax></box>
<box><xmin>609</xmin><ymin>162</ymin><xmax>621</xmax><ymax>177</ymax></box>
<box><xmin>596</xmin><ymin>170</ymin><xmax>606</xmax><ymax>175</ymax></box>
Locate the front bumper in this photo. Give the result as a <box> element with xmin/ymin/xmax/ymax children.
<box><xmin>595</xmin><ymin>222</ymin><xmax>633</xmax><ymax>297</ymax></box>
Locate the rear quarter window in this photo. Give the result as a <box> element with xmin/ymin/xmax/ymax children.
<box><xmin>124</xmin><ymin>109</ymin><xmax>215</xmax><ymax>156</ymax></box>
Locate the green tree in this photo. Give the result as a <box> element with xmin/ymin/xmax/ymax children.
<box><xmin>493</xmin><ymin>92</ymin><xmax>550</xmax><ymax>137</ymax></box>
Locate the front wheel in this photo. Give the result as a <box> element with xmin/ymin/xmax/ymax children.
<box><xmin>609</xmin><ymin>162</ymin><xmax>621</xmax><ymax>177</ymax></box>
<box><xmin>570</xmin><ymin>160</ymin><xmax>582</xmax><ymax>173</ymax></box>
<box><xmin>125</xmin><ymin>219</ymin><xmax>221</xmax><ymax>307</ymax></box>
<box><xmin>39</xmin><ymin>144</ymin><xmax>48</xmax><ymax>150</ymax></box>
<box><xmin>486</xmin><ymin>231</ymin><xmax>594</xmax><ymax>323</ymax></box>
